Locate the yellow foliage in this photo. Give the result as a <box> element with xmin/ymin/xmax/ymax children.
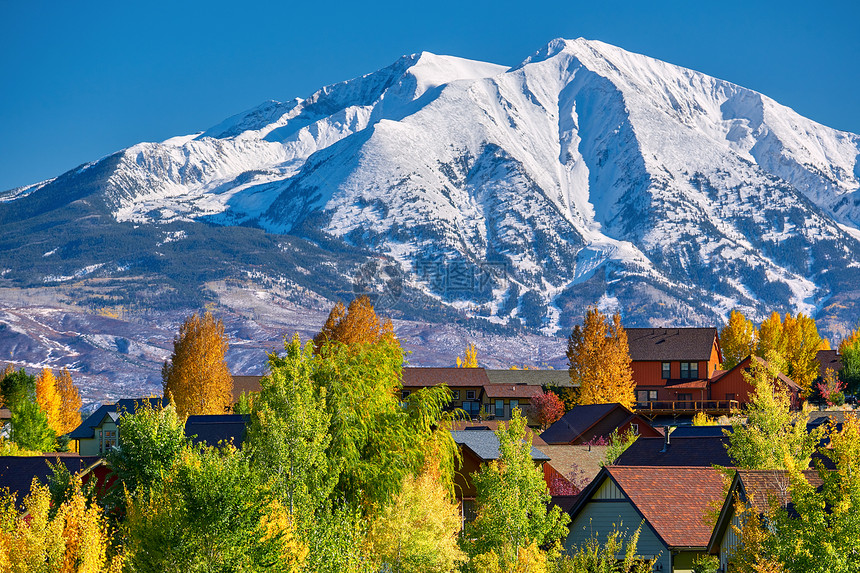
<box><xmin>472</xmin><ymin>543</ymin><xmax>547</xmax><ymax>573</ymax></box>
<box><xmin>839</xmin><ymin>328</ymin><xmax>860</xmax><ymax>354</ymax></box>
<box><xmin>567</xmin><ymin>308</ymin><xmax>635</xmax><ymax>410</ymax></box>
<box><xmin>0</xmin><ymin>478</ymin><xmax>119</xmax><ymax>573</ymax></box>
<box><xmin>366</xmin><ymin>463</ymin><xmax>465</xmax><ymax>573</ymax></box>
<box><xmin>692</xmin><ymin>412</ymin><xmax>717</xmax><ymax>426</ymax></box>
<box><xmin>720</xmin><ymin>309</ymin><xmax>757</xmax><ymax>369</ymax></box>
<box><xmin>314</xmin><ymin>296</ymin><xmax>399</xmax><ymax>353</ymax></box>
<box><xmin>162</xmin><ymin>311</ymin><xmax>234</xmax><ymax>417</ymax></box>
<box><xmin>258</xmin><ymin>500</ymin><xmax>307</xmax><ymax>573</ymax></box>
<box><xmin>56</xmin><ymin>369</ymin><xmax>82</xmax><ymax>436</ymax></box>
<box><xmin>36</xmin><ymin>368</ymin><xmax>63</xmax><ymax>435</ymax></box>
<box><xmin>458</xmin><ymin>343</ymin><xmax>478</xmax><ymax>368</ymax></box>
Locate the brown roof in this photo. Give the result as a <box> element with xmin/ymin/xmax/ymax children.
<box><xmin>816</xmin><ymin>350</ymin><xmax>842</xmax><ymax>380</ymax></box>
<box><xmin>452</xmin><ymin>420</ymin><xmax>547</xmax><ymax>446</ymax></box>
<box><xmin>604</xmin><ymin>466</ymin><xmax>726</xmax><ymax>548</ymax></box>
<box><xmin>0</xmin><ymin>408</ymin><xmax>10</xmax><ymax>420</ymax></box>
<box><xmin>626</xmin><ymin>328</ymin><xmax>719</xmax><ymax>362</ymax></box>
<box><xmin>665</xmin><ymin>379</ymin><xmax>709</xmax><ymax>389</ymax></box>
<box><xmin>736</xmin><ymin>469</ymin><xmax>823</xmax><ymax>514</ymax></box>
<box><xmin>402</xmin><ymin>367</ymin><xmax>491</xmax><ymax>388</ymax></box>
<box><xmin>485</xmin><ymin>369</ymin><xmax>575</xmax><ymax>388</ymax></box>
<box><xmin>539</xmin><ymin>444</ymin><xmax>607</xmax><ymax>485</ymax></box>
<box><xmin>483</xmin><ymin>384</ymin><xmax>544</xmax><ymax>399</ymax></box>
<box><xmin>232</xmin><ymin>375</ymin><xmax>263</xmax><ymax>402</ymax></box>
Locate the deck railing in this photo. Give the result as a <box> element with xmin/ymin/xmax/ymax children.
<box><xmin>635</xmin><ymin>399</ymin><xmax>739</xmax><ymax>413</ymax></box>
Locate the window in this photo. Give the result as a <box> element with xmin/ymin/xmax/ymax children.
<box><xmin>680</xmin><ymin>362</ymin><xmax>699</xmax><ymax>379</ymax></box>
<box><xmin>510</xmin><ymin>400</ymin><xmax>519</xmax><ymax>412</ymax></box>
<box><xmin>678</xmin><ymin>393</ymin><xmax>693</xmax><ymax>405</ymax></box>
<box><xmin>649</xmin><ymin>390</ymin><xmax>658</xmax><ymax>401</ymax></box>
<box><xmin>637</xmin><ymin>390</ymin><xmax>648</xmax><ymax>403</ymax></box>
<box><xmin>661</xmin><ymin>362</ymin><xmax>671</xmax><ymax>379</ymax></box>
<box><xmin>401</xmin><ymin>389</ymin><xmax>410</xmax><ymax>400</ymax></box>
<box><xmin>495</xmin><ymin>399</ymin><xmax>504</xmax><ymax>418</ymax></box>
<box><xmin>463</xmin><ymin>401</ymin><xmax>481</xmax><ymax>419</ymax></box>
<box><xmin>631</xmin><ymin>423</ymin><xmax>639</xmax><ymax>435</ymax></box>
<box><xmin>466</xmin><ymin>390</ymin><xmax>476</xmax><ymax>400</ymax></box>
<box><xmin>452</xmin><ymin>390</ymin><xmax>460</xmax><ymax>400</ymax></box>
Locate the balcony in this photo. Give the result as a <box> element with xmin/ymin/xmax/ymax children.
<box><xmin>635</xmin><ymin>400</ymin><xmax>739</xmax><ymax>417</ymax></box>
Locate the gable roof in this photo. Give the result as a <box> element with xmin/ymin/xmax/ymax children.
<box><xmin>483</xmin><ymin>384</ymin><xmax>544</xmax><ymax>399</ymax></box>
<box><xmin>709</xmin><ymin>469</ymin><xmax>823</xmax><ymax>553</ymax></box>
<box><xmin>626</xmin><ymin>328</ymin><xmax>719</xmax><ymax>362</ymax></box>
<box><xmin>540</xmin><ymin>403</ymin><xmax>629</xmax><ymax>444</ymax></box>
<box><xmin>614</xmin><ymin>436</ymin><xmax>731</xmax><ymax>467</ymax></box>
<box><xmin>573</xmin><ymin>466</ymin><xmax>726</xmax><ymax>549</ymax></box>
<box><xmin>69</xmin><ymin>397</ymin><xmax>167</xmax><ymax>440</ymax></box>
<box><xmin>0</xmin><ymin>454</ymin><xmax>103</xmax><ymax>506</ymax></box>
<box><xmin>816</xmin><ymin>350</ymin><xmax>842</xmax><ymax>380</ymax></box>
<box><xmin>451</xmin><ymin>429</ymin><xmax>550</xmax><ymax>462</ymax></box>
<box><xmin>402</xmin><ymin>367</ymin><xmax>491</xmax><ymax>388</ymax></box>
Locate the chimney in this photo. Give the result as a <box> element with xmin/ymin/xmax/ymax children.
<box><xmin>660</xmin><ymin>426</ymin><xmax>675</xmax><ymax>453</ymax></box>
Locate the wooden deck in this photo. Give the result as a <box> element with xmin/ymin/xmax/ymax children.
<box><xmin>635</xmin><ymin>400</ymin><xmax>739</xmax><ymax>418</ymax></box>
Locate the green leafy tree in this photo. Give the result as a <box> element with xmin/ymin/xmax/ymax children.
<box><xmin>123</xmin><ymin>445</ymin><xmax>306</xmax><ymax>573</ymax></box>
<box><xmin>556</xmin><ymin>523</ymin><xmax>653</xmax><ymax>573</ymax></box>
<box><xmin>104</xmin><ymin>400</ymin><xmax>188</xmax><ymax>507</ymax></box>
<box><xmin>10</xmin><ymin>399</ymin><xmax>55</xmax><ymax>452</ymax></box>
<box><xmin>840</xmin><ymin>330</ymin><xmax>860</xmax><ymax>394</ymax></box>
<box><xmin>0</xmin><ymin>368</ymin><xmax>35</xmax><ymax>411</ymax></box>
<box><xmin>726</xmin><ymin>355</ymin><xmax>820</xmax><ymax>470</ymax></box>
<box><xmin>602</xmin><ymin>427</ymin><xmax>639</xmax><ymax>466</ymax></box>
<box><xmin>464</xmin><ymin>409</ymin><xmax>569</xmax><ymax>568</ymax></box>
<box><xmin>246</xmin><ymin>335</ymin><xmax>334</xmax><ymax>519</ymax></box>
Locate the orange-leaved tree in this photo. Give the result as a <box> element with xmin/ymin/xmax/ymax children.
<box><xmin>35</xmin><ymin>368</ymin><xmax>62</xmax><ymax>435</ymax></box>
<box><xmin>162</xmin><ymin>311</ymin><xmax>233</xmax><ymax>417</ymax></box>
<box><xmin>56</xmin><ymin>368</ymin><xmax>82</xmax><ymax>436</ymax></box>
<box><xmin>567</xmin><ymin>308</ymin><xmax>635</xmax><ymax>410</ymax></box>
<box><xmin>313</xmin><ymin>295</ymin><xmax>398</xmax><ymax>353</ymax></box>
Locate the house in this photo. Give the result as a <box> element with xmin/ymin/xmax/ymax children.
<box><xmin>483</xmin><ymin>383</ymin><xmax>544</xmax><ymax>421</ymax></box>
<box><xmin>816</xmin><ymin>349</ymin><xmax>842</xmax><ymax>380</ymax></box>
<box><xmin>0</xmin><ymin>454</ymin><xmax>114</xmax><ymax>507</ymax></box>
<box><xmin>403</xmin><ymin>368</ymin><xmax>491</xmax><ymax>419</ymax></box>
<box><xmin>69</xmin><ymin>397</ymin><xmax>167</xmax><ymax>456</ymax></box>
<box><xmin>566</xmin><ymin>465</ymin><xmax>726</xmax><ymax>572</ymax></box>
<box><xmin>232</xmin><ymin>375</ymin><xmax>264</xmax><ymax>403</ymax></box>
<box><xmin>540</xmin><ymin>403</ymin><xmax>661</xmax><ymax>445</ymax></box>
<box><xmin>709</xmin><ymin>355</ymin><xmax>801</xmax><ymax>408</ymax></box>
<box><xmin>451</xmin><ymin>427</ymin><xmax>551</xmax><ymax>523</ymax></box>
<box><xmin>708</xmin><ymin>469</ymin><xmax>823</xmax><ymax>571</ymax></box>
<box><xmin>628</xmin><ymin>327</ymin><xmax>723</xmax><ymax>405</ymax></box>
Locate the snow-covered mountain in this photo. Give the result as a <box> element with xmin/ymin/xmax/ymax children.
<box><xmin>3</xmin><ymin>38</ymin><xmax>860</xmax><ymax>339</ymax></box>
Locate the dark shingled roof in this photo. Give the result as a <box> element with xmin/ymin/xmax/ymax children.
<box><xmin>483</xmin><ymin>384</ymin><xmax>544</xmax><ymax>399</ymax></box>
<box><xmin>69</xmin><ymin>397</ymin><xmax>167</xmax><ymax>440</ymax></box>
<box><xmin>484</xmin><ymin>369</ymin><xmax>575</xmax><ymax>388</ymax></box>
<box><xmin>669</xmin><ymin>425</ymin><xmax>733</xmax><ymax>438</ymax></box>
<box><xmin>0</xmin><ymin>454</ymin><xmax>102</xmax><ymax>506</ymax></box>
<box><xmin>451</xmin><ymin>430</ymin><xmax>550</xmax><ymax>462</ymax></box>
<box><xmin>614</xmin><ymin>436</ymin><xmax>731</xmax><ymax>467</ymax></box>
<box><xmin>540</xmin><ymin>403</ymin><xmax>623</xmax><ymax>445</ymax></box>
<box><xmin>402</xmin><ymin>367</ymin><xmax>491</xmax><ymax>388</ymax></box>
<box><xmin>185</xmin><ymin>414</ymin><xmax>248</xmax><ymax>448</ymax></box>
<box><xmin>626</xmin><ymin>328</ymin><xmax>719</xmax><ymax>361</ymax></box>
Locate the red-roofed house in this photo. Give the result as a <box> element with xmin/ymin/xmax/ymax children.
<box><xmin>566</xmin><ymin>465</ymin><xmax>726</xmax><ymax>572</ymax></box>
<box><xmin>709</xmin><ymin>355</ymin><xmax>802</xmax><ymax>408</ymax></box>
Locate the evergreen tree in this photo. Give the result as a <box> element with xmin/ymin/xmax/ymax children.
<box><xmin>162</xmin><ymin>311</ymin><xmax>233</xmax><ymax>417</ymax></box>
<box><xmin>719</xmin><ymin>309</ymin><xmax>757</xmax><ymax>369</ymax></box>
<box><xmin>567</xmin><ymin>308</ymin><xmax>635</xmax><ymax>410</ymax></box>
<box><xmin>10</xmin><ymin>399</ymin><xmax>55</xmax><ymax>452</ymax></box>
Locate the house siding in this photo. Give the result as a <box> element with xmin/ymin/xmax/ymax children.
<box><xmin>566</xmin><ymin>500</ymin><xmax>670</xmax><ymax>572</ymax></box>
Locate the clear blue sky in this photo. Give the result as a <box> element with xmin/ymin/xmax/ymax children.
<box><xmin>1</xmin><ymin>0</ymin><xmax>858</xmax><ymax>191</ymax></box>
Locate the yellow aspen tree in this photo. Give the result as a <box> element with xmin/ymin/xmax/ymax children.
<box><xmin>719</xmin><ymin>309</ymin><xmax>757</xmax><ymax>369</ymax></box>
<box><xmin>56</xmin><ymin>368</ymin><xmax>83</xmax><ymax>435</ymax></box>
<box><xmin>457</xmin><ymin>343</ymin><xmax>478</xmax><ymax>368</ymax></box>
<box><xmin>781</xmin><ymin>313</ymin><xmax>823</xmax><ymax>396</ymax></box>
<box><xmin>162</xmin><ymin>311</ymin><xmax>233</xmax><ymax>417</ymax></box>
<box><xmin>839</xmin><ymin>328</ymin><xmax>860</xmax><ymax>354</ymax></box>
<box><xmin>567</xmin><ymin>308</ymin><xmax>635</xmax><ymax>410</ymax></box>
<box><xmin>756</xmin><ymin>311</ymin><xmax>784</xmax><ymax>362</ymax></box>
<box><xmin>35</xmin><ymin>368</ymin><xmax>63</xmax><ymax>435</ymax></box>
<box><xmin>313</xmin><ymin>295</ymin><xmax>398</xmax><ymax>353</ymax></box>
